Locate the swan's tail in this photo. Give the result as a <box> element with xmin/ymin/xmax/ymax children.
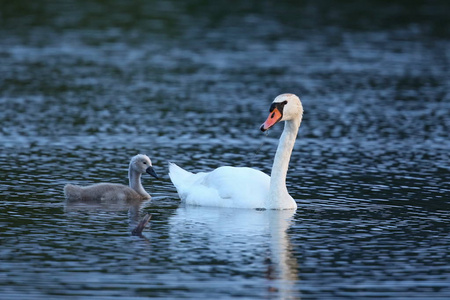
<box><xmin>168</xmin><ymin>162</ymin><xmax>193</xmax><ymax>188</ymax></box>
<box><xmin>63</xmin><ymin>184</ymin><xmax>82</xmax><ymax>201</ymax></box>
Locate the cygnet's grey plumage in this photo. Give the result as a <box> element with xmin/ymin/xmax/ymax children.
<box><xmin>64</xmin><ymin>154</ymin><xmax>158</xmax><ymax>203</ymax></box>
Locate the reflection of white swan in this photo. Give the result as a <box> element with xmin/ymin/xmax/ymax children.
<box><xmin>169</xmin><ymin>206</ymin><xmax>299</xmax><ymax>297</ymax></box>
<box><xmin>64</xmin><ymin>154</ymin><xmax>158</xmax><ymax>203</ymax></box>
<box><xmin>169</xmin><ymin>94</ymin><xmax>303</xmax><ymax>210</ymax></box>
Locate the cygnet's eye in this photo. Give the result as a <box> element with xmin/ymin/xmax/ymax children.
<box><xmin>143</xmin><ymin>162</ymin><xmax>147</xmax><ymax>164</ymax></box>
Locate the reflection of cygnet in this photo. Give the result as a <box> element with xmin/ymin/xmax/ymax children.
<box><xmin>64</xmin><ymin>154</ymin><xmax>158</xmax><ymax>203</ymax></box>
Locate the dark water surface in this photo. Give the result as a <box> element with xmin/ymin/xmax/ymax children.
<box><xmin>1</xmin><ymin>0</ymin><xmax>449</xmax><ymax>299</ymax></box>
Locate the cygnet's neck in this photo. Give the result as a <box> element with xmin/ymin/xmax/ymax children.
<box><xmin>128</xmin><ymin>166</ymin><xmax>149</xmax><ymax>198</ymax></box>
<box><xmin>268</xmin><ymin>117</ymin><xmax>301</xmax><ymax>209</ymax></box>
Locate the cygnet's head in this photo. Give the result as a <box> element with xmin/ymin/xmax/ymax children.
<box><xmin>260</xmin><ymin>93</ymin><xmax>303</xmax><ymax>132</ymax></box>
<box><xmin>130</xmin><ymin>154</ymin><xmax>159</xmax><ymax>178</ymax></box>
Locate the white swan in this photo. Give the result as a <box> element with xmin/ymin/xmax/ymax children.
<box><xmin>169</xmin><ymin>93</ymin><xmax>303</xmax><ymax>210</ymax></box>
<box><xmin>64</xmin><ymin>154</ymin><xmax>158</xmax><ymax>203</ymax></box>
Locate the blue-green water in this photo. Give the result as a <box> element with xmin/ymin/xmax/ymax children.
<box><xmin>1</xmin><ymin>0</ymin><xmax>449</xmax><ymax>299</ymax></box>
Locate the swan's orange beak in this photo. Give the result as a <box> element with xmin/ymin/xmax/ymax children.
<box><xmin>260</xmin><ymin>107</ymin><xmax>282</xmax><ymax>132</ymax></box>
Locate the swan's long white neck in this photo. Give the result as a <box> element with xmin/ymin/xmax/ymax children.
<box><xmin>268</xmin><ymin>116</ymin><xmax>301</xmax><ymax>209</ymax></box>
<box><xmin>128</xmin><ymin>166</ymin><xmax>149</xmax><ymax>197</ymax></box>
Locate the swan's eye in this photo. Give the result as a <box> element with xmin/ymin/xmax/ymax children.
<box><xmin>143</xmin><ymin>162</ymin><xmax>147</xmax><ymax>164</ymax></box>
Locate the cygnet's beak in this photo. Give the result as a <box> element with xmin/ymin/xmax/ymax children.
<box><xmin>260</xmin><ymin>107</ymin><xmax>282</xmax><ymax>132</ymax></box>
<box><xmin>146</xmin><ymin>166</ymin><xmax>159</xmax><ymax>179</ymax></box>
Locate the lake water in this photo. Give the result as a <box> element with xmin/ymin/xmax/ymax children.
<box><xmin>0</xmin><ymin>0</ymin><xmax>449</xmax><ymax>299</ymax></box>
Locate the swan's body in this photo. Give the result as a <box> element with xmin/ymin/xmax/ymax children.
<box><xmin>169</xmin><ymin>164</ymin><xmax>271</xmax><ymax>208</ymax></box>
<box><xmin>64</xmin><ymin>154</ymin><xmax>158</xmax><ymax>203</ymax></box>
<box><xmin>169</xmin><ymin>93</ymin><xmax>303</xmax><ymax>210</ymax></box>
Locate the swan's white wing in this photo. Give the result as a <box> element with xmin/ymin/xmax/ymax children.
<box><xmin>169</xmin><ymin>163</ymin><xmax>270</xmax><ymax>208</ymax></box>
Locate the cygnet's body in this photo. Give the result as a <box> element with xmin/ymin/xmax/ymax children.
<box><xmin>64</xmin><ymin>154</ymin><xmax>158</xmax><ymax>203</ymax></box>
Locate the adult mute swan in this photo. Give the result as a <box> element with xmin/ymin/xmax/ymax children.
<box><xmin>169</xmin><ymin>93</ymin><xmax>303</xmax><ymax>210</ymax></box>
<box><xmin>64</xmin><ymin>154</ymin><xmax>158</xmax><ymax>203</ymax></box>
